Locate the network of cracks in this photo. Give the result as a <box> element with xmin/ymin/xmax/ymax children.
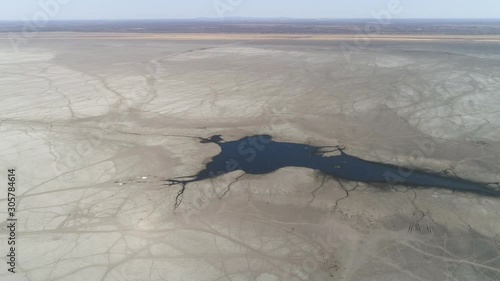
<box><xmin>166</xmin><ymin>135</ymin><xmax>500</xmax><ymax>208</ymax></box>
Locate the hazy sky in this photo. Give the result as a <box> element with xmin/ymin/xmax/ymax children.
<box><xmin>1</xmin><ymin>0</ymin><xmax>499</xmax><ymax>20</ymax></box>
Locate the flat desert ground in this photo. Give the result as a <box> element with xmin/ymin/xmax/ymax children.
<box><xmin>1</xmin><ymin>33</ymin><xmax>500</xmax><ymax>281</ymax></box>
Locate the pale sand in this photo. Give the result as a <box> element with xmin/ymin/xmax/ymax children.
<box><xmin>0</xmin><ymin>33</ymin><xmax>499</xmax><ymax>281</ymax></box>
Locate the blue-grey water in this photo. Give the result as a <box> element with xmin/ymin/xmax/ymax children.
<box><xmin>168</xmin><ymin>135</ymin><xmax>499</xmax><ymax>200</ymax></box>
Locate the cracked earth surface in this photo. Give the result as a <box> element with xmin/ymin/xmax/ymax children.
<box><xmin>0</xmin><ymin>34</ymin><xmax>500</xmax><ymax>280</ymax></box>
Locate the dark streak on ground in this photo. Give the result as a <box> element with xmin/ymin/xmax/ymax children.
<box><xmin>166</xmin><ymin>135</ymin><xmax>500</xmax><ymax>209</ymax></box>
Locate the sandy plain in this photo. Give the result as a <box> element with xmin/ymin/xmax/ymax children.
<box><xmin>0</xmin><ymin>32</ymin><xmax>499</xmax><ymax>281</ymax></box>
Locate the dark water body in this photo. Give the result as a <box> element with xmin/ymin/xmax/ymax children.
<box><xmin>168</xmin><ymin>135</ymin><xmax>499</xmax><ymax>204</ymax></box>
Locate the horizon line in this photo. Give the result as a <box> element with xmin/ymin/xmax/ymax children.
<box><xmin>0</xmin><ymin>17</ymin><xmax>500</xmax><ymax>22</ymax></box>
